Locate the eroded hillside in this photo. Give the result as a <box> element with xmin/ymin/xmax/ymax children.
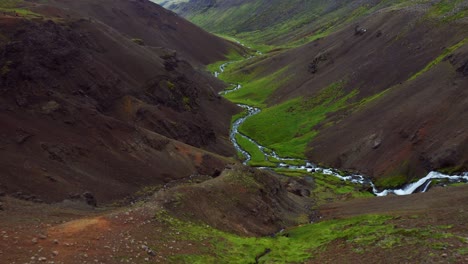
<box><xmin>0</xmin><ymin>0</ymin><xmax>245</xmax><ymax>203</ymax></box>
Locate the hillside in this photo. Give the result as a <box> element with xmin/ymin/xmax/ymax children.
<box><xmin>156</xmin><ymin>0</ymin><xmax>468</xmax><ymax>48</ymax></box>
<box><xmin>0</xmin><ymin>0</ymin><xmax>245</xmax><ymax>203</ymax></box>
<box><xmin>1</xmin><ymin>0</ymin><xmax>468</xmax><ymax>263</ymax></box>
<box><xmin>184</xmin><ymin>0</ymin><xmax>468</xmax><ymax>185</ymax></box>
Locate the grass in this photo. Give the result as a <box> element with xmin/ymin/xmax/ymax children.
<box><xmin>311</xmin><ymin>172</ymin><xmax>374</xmax><ymax>204</ymax></box>
<box><xmin>156</xmin><ymin>210</ymin><xmax>465</xmax><ymax>263</ymax></box>
<box><xmin>409</xmin><ymin>37</ymin><xmax>468</xmax><ymax>81</ymax></box>
<box><xmin>222</xmin><ymin>65</ymin><xmax>291</xmax><ymax>108</ymax></box>
<box><xmin>206</xmin><ymin>49</ymin><xmax>246</xmax><ymax>73</ymax></box>
<box><xmin>235</xmin><ymin>134</ymin><xmax>276</xmax><ymax>167</ymax></box>
<box><xmin>157</xmin><ymin>211</ymin><xmax>395</xmax><ymax>263</ymax></box>
<box><xmin>374</xmin><ymin>174</ymin><xmax>408</xmax><ymax>189</ymax></box>
<box><xmin>426</xmin><ymin>0</ymin><xmax>468</xmax><ymax>21</ymax></box>
<box><xmin>271</xmin><ymin>169</ymin><xmax>374</xmax><ymax>204</ymax></box>
<box><xmin>237</xmin><ymin>81</ymin><xmax>357</xmax><ymax>158</ymax></box>
<box><xmin>0</xmin><ymin>0</ymin><xmax>41</xmax><ymax>18</ymax></box>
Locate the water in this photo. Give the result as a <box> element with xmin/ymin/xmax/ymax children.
<box><xmin>216</xmin><ymin>59</ymin><xmax>468</xmax><ymax>196</ymax></box>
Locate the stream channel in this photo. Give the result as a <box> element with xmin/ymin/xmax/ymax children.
<box><xmin>215</xmin><ymin>60</ymin><xmax>468</xmax><ymax>197</ymax></box>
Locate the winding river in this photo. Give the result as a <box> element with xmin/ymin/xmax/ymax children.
<box><xmin>215</xmin><ymin>61</ymin><xmax>468</xmax><ymax>197</ymax></box>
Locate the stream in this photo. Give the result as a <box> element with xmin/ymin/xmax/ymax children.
<box><xmin>215</xmin><ymin>60</ymin><xmax>468</xmax><ymax>197</ymax></box>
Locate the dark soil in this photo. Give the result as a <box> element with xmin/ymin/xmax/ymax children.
<box><xmin>0</xmin><ymin>0</ymin><xmax>243</xmax><ymax>203</ymax></box>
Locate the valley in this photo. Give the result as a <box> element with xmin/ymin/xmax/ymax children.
<box><xmin>0</xmin><ymin>0</ymin><xmax>467</xmax><ymax>263</ymax></box>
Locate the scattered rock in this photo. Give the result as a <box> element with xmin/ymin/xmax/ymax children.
<box><xmin>147</xmin><ymin>249</ymin><xmax>156</xmax><ymax>257</ymax></box>
<box><xmin>82</xmin><ymin>191</ymin><xmax>97</xmax><ymax>207</ymax></box>
<box><xmin>308</xmin><ymin>52</ymin><xmax>329</xmax><ymax>74</ymax></box>
<box><xmin>354</xmin><ymin>25</ymin><xmax>367</xmax><ymax>36</ymax></box>
<box><xmin>15</xmin><ymin>130</ymin><xmax>34</xmax><ymax>144</ymax></box>
<box><xmin>457</xmin><ymin>60</ymin><xmax>468</xmax><ymax>76</ymax></box>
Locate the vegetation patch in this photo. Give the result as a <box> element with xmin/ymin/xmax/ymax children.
<box><xmin>206</xmin><ymin>49</ymin><xmax>246</xmax><ymax>73</ymax></box>
<box><xmin>237</xmin><ymin>81</ymin><xmax>357</xmax><ymax>158</ymax></box>
<box><xmin>0</xmin><ymin>0</ymin><xmax>41</xmax><ymax>18</ymax></box>
<box><xmin>374</xmin><ymin>174</ymin><xmax>408</xmax><ymax>189</ymax></box>
<box><xmin>409</xmin><ymin>37</ymin><xmax>468</xmax><ymax>81</ymax></box>
<box><xmin>235</xmin><ymin>134</ymin><xmax>275</xmax><ymax>167</ymax></box>
<box><xmin>155</xmin><ymin>210</ymin><xmax>465</xmax><ymax>263</ymax></box>
<box><xmin>223</xmin><ymin>66</ymin><xmax>290</xmax><ymax>107</ymax></box>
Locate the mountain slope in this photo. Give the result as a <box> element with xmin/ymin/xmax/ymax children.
<box><xmin>42</xmin><ymin>0</ymin><xmax>244</xmax><ymax>65</ymax></box>
<box><xmin>156</xmin><ymin>0</ymin><xmax>468</xmax><ymax>48</ymax></box>
<box><xmin>0</xmin><ymin>0</ymin><xmax>243</xmax><ymax>203</ymax></box>
<box><xmin>211</xmin><ymin>2</ymin><xmax>468</xmax><ymax>184</ymax></box>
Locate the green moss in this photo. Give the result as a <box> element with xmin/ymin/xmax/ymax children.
<box><xmin>438</xmin><ymin>165</ymin><xmax>465</xmax><ymax>175</ymax></box>
<box><xmin>375</xmin><ymin>174</ymin><xmax>408</xmax><ymax>189</ymax></box>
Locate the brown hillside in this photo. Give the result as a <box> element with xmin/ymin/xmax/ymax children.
<box><xmin>0</xmin><ymin>1</ymin><xmax>241</xmax><ymax>203</ymax></box>
<box><xmin>36</xmin><ymin>0</ymin><xmax>243</xmax><ymax>65</ymax></box>
<box><xmin>233</xmin><ymin>7</ymin><xmax>468</xmax><ymax>181</ymax></box>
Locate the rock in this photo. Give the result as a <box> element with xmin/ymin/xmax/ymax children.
<box><xmin>372</xmin><ymin>139</ymin><xmax>382</xmax><ymax>149</ymax></box>
<box><xmin>308</xmin><ymin>52</ymin><xmax>328</xmax><ymax>74</ymax></box>
<box><xmin>38</xmin><ymin>257</ymin><xmax>47</xmax><ymax>262</ymax></box>
<box><xmin>52</xmin><ymin>250</ymin><xmax>59</xmax><ymax>256</ymax></box>
<box><xmin>441</xmin><ymin>253</ymin><xmax>448</xmax><ymax>258</ymax></box>
<box><xmin>15</xmin><ymin>130</ymin><xmax>34</xmax><ymax>144</ymax></box>
<box><xmin>32</xmin><ymin>238</ymin><xmax>38</xmax><ymax>244</ymax></box>
<box><xmin>147</xmin><ymin>249</ymin><xmax>156</xmax><ymax>257</ymax></box>
<box><xmin>457</xmin><ymin>60</ymin><xmax>468</xmax><ymax>76</ymax></box>
<box><xmin>354</xmin><ymin>25</ymin><xmax>367</xmax><ymax>36</ymax></box>
<box><xmin>82</xmin><ymin>191</ymin><xmax>97</xmax><ymax>207</ymax></box>
<box><xmin>299</xmin><ymin>189</ymin><xmax>311</xmax><ymax>197</ymax></box>
<box><xmin>38</xmin><ymin>234</ymin><xmax>47</xmax><ymax>240</ymax></box>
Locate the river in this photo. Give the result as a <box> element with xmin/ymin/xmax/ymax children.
<box><xmin>215</xmin><ymin>60</ymin><xmax>468</xmax><ymax>196</ymax></box>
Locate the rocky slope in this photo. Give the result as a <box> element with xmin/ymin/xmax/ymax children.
<box><xmin>0</xmin><ymin>0</ymin><xmax>244</xmax><ymax>203</ymax></box>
